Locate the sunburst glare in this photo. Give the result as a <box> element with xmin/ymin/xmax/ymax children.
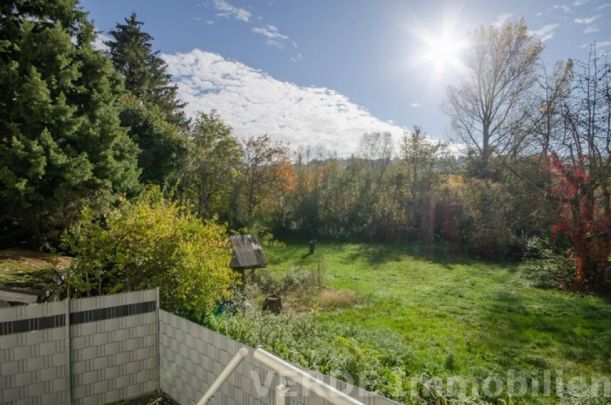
<box><xmin>410</xmin><ymin>17</ymin><xmax>470</xmax><ymax>81</ymax></box>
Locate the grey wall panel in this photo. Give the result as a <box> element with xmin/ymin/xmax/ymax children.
<box><xmin>0</xmin><ymin>301</ymin><xmax>68</xmax><ymax>405</ymax></box>
<box><xmin>159</xmin><ymin>310</ymin><xmax>398</xmax><ymax>405</ymax></box>
<box><xmin>69</xmin><ymin>291</ymin><xmax>159</xmax><ymax>404</ymax></box>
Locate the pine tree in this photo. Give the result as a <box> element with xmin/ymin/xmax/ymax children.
<box><xmin>0</xmin><ymin>0</ymin><xmax>141</xmax><ymax>242</ymax></box>
<box><xmin>106</xmin><ymin>13</ymin><xmax>187</xmax><ymax>127</ymax></box>
<box><xmin>105</xmin><ymin>13</ymin><xmax>189</xmax><ymax>187</ymax></box>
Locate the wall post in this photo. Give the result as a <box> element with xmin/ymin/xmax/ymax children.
<box><xmin>156</xmin><ymin>287</ymin><xmax>161</xmax><ymax>391</ymax></box>
<box><xmin>65</xmin><ymin>296</ymin><xmax>72</xmax><ymax>405</ymax></box>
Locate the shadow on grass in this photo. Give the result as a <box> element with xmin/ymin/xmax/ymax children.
<box><xmin>338</xmin><ymin>242</ymin><xmax>492</xmax><ymax>269</ymax></box>
<box><xmin>479</xmin><ymin>287</ymin><xmax>611</xmax><ymax>374</ymax></box>
<box><xmin>0</xmin><ymin>266</ymin><xmax>63</xmax><ymax>296</ymax></box>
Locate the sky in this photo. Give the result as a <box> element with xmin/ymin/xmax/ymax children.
<box><xmin>82</xmin><ymin>0</ymin><xmax>611</xmax><ymax>156</ymax></box>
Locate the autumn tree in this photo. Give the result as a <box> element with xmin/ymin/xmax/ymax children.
<box><xmin>185</xmin><ymin>111</ymin><xmax>242</xmax><ymax>221</ymax></box>
<box><xmin>544</xmin><ymin>49</ymin><xmax>610</xmax><ymax>290</ymax></box>
<box><xmin>446</xmin><ymin>19</ymin><xmax>542</xmax><ymax>175</ymax></box>
<box><xmin>240</xmin><ymin>135</ymin><xmax>293</xmax><ymax>225</ymax></box>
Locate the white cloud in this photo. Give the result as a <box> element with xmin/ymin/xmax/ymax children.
<box><xmin>529</xmin><ymin>23</ymin><xmax>560</xmax><ymax>42</ymax></box>
<box><xmin>211</xmin><ymin>0</ymin><xmax>251</xmax><ymax>22</ymax></box>
<box><xmin>572</xmin><ymin>0</ymin><xmax>590</xmax><ymax>6</ymax></box>
<box><xmin>290</xmin><ymin>53</ymin><xmax>304</xmax><ymax>63</ymax></box>
<box><xmin>583</xmin><ymin>25</ymin><xmax>600</xmax><ymax>33</ymax></box>
<box><xmin>574</xmin><ymin>15</ymin><xmax>601</xmax><ymax>24</ymax></box>
<box><xmin>553</xmin><ymin>4</ymin><xmax>571</xmax><ymax>13</ymax></box>
<box><xmin>252</xmin><ymin>24</ymin><xmax>288</xmax><ymax>41</ymax></box>
<box><xmin>493</xmin><ymin>13</ymin><xmax>512</xmax><ymax>27</ymax></box>
<box><xmin>597</xmin><ymin>3</ymin><xmax>610</xmax><ymax>10</ymax></box>
<box><xmin>92</xmin><ymin>31</ymin><xmax>111</xmax><ymax>52</ymax></box>
<box><xmin>162</xmin><ymin>49</ymin><xmax>406</xmax><ymax>156</ymax></box>
<box><xmin>410</xmin><ymin>103</ymin><xmax>421</xmax><ymax>108</ymax></box>
<box><xmin>252</xmin><ymin>24</ymin><xmax>292</xmax><ymax>48</ymax></box>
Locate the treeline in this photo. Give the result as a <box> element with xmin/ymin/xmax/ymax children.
<box><xmin>0</xmin><ymin>3</ymin><xmax>608</xmax><ymax>291</ymax></box>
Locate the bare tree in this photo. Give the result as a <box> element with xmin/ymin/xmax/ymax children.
<box><xmin>446</xmin><ymin>19</ymin><xmax>543</xmax><ymax>173</ymax></box>
<box><xmin>358</xmin><ymin>132</ymin><xmax>393</xmax><ymax>181</ymax></box>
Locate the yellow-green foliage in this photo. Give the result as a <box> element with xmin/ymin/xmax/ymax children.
<box><xmin>65</xmin><ymin>189</ymin><xmax>236</xmax><ymax>316</ymax></box>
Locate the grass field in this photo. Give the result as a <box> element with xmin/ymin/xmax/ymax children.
<box><xmin>266</xmin><ymin>242</ymin><xmax>611</xmax><ymax>396</ymax></box>
<box><xmin>0</xmin><ymin>249</ymin><xmax>70</xmax><ymax>290</ymax></box>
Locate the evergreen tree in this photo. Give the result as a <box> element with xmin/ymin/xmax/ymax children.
<box><xmin>119</xmin><ymin>95</ymin><xmax>188</xmax><ymax>188</ymax></box>
<box><xmin>0</xmin><ymin>0</ymin><xmax>141</xmax><ymax>243</ymax></box>
<box><xmin>106</xmin><ymin>13</ymin><xmax>187</xmax><ymax>127</ymax></box>
<box><xmin>106</xmin><ymin>13</ymin><xmax>189</xmax><ymax>187</ymax></box>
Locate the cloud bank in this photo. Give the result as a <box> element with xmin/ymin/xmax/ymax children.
<box><xmin>162</xmin><ymin>49</ymin><xmax>404</xmax><ymax>156</ymax></box>
<box><xmin>529</xmin><ymin>23</ymin><xmax>560</xmax><ymax>42</ymax></box>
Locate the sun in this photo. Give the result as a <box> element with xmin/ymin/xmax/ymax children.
<box><xmin>409</xmin><ymin>16</ymin><xmax>470</xmax><ymax>81</ymax></box>
<box><xmin>423</xmin><ymin>35</ymin><xmax>462</xmax><ymax>69</ymax></box>
<box><xmin>419</xmin><ymin>32</ymin><xmax>469</xmax><ymax>79</ymax></box>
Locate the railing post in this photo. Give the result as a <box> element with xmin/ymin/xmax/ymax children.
<box><xmin>275</xmin><ymin>380</ymin><xmax>290</xmax><ymax>405</ymax></box>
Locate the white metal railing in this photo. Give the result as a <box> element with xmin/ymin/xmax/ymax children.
<box><xmin>197</xmin><ymin>347</ymin><xmax>249</xmax><ymax>405</ymax></box>
<box><xmin>198</xmin><ymin>347</ymin><xmax>363</xmax><ymax>405</ymax></box>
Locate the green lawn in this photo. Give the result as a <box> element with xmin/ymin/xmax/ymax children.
<box><xmin>266</xmin><ymin>242</ymin><xmax>611</xmax><ymax>396</ymax></box>
<box><xmin>0</xmin><ymin>249</ymin><xmax>69</xmax><ymax>288</ymax></box>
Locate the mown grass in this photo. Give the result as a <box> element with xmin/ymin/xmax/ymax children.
<box><xmin>0</xmin><ymin>249</ymin><xmax>70</xmax><ymax>288</ymax></box>
<box><xmin>265</xmin><ymin>242</ymin><xmax>611</xmax><ymax>398</ymax></box>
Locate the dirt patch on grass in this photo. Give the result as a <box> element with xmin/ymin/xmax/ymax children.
<box><xmin>318</xmin><ymin>288</ymin><xmax>361</xmax><ymax>309</ymax></box>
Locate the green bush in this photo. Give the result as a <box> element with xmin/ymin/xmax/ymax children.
<box><xmin>519</xmin><ymin>236</ymin><xmax>574</xmax><ymax>289</ymax></box>
<box><xmin>63</xmin><ymin>189</ymin><xmax>236</xmax><ymax>317</ymax></box>
<box><xmin>254</xmin><ymin>267</ymin><xmax>323</xmax><ymax>296</ymax></box>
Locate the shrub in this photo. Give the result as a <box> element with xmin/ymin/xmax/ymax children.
<box><xmin>519</xmin><ymin>236</ymin><xmax>574</xmax><ymax>289</ymax></box>
<box><xmin>63</xmin><ymin>188</ymin><xmax>236</xmax><ymax>317</ymax></box>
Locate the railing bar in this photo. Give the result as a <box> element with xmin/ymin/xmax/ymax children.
<box><xmin>198</xmin><ymin>347</ymin><xmax>364</xmax><ymax>405</ymax></box>
<box><xmin>253</xmin><ymin>348</ymin><xmax>363</xmax><ymax>405</ymax></box>
<box><xmin>197</xmin><ymin>347</ymin><xmax>249</xmax><ymax>405</ymax></box>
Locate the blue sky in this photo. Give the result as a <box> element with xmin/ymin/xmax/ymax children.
<box><xmin>82</xmin><ymin>0</ymin><xmax>611</xmax><ymax>155</ymax></box>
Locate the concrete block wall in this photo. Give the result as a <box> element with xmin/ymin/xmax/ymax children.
<box><xmin>2</xmin><ymin>289</ymin><xmax>396</xmax><ymax>405</ymax></box>
<box><xmin>159</xmin><ymin>310</ymin><xmax>398</xmax><ymax>405</ymax></box>
<box><xmin>0</xmin><ymin>289</ymin><xmax>159</xmax><ymax>405</ymax></box>
<box><xmin>0</xmin><ymin>301</ymin><xmax>68</xmax><ymax>405</ymax></box>
<box><xmin>69</xmin><ymin>290</ymin><xmax>159</xmax><ymax>404</ymax></box>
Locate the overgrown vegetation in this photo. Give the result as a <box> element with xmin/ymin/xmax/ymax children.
<box><xmin>205</xmin><ymin>242</ymin><xmax>611</xmax><ymax>403</ymax></box>
<box><xmin>63</xmin><ymin>189</ymin><xmax>236</xmax><ymax>317</ymax></box>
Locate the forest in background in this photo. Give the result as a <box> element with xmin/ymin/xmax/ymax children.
<box><xmin>0</xmin><ymin>0</ymin><xmax>609</xmax><ymax>297</ymax></box>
